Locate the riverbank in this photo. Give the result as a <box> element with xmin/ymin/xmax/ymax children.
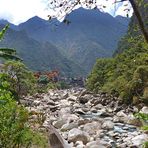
<box><xmin>22</xmin><ymin>87</ymin><xmax>148</xmax><ymax>148</ymax></box>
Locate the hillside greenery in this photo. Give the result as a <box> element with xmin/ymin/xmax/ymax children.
<box><xmin>0</xmin><ymin>26</ymin><xmax>48</xmax><ymax>147</ymax></box>
<box><xmin>0</xmin><ymin>73</ymin><xmax>48</xmax><ymax>148</ymax></box>
<box><xmin>86</xmin><ymin>34</ymin><xmax>148</xmax><ymax>105</ymax></box>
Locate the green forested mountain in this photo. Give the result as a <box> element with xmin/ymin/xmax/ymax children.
<box><xmin>0</xmin><ymin>8</ymin><xmax>129</xmax><ymax>76</ymax></box>
<box><xmin>114</xmin><ymin>0</ymin><xmax>148</xmax><ymax>55</ymax></box>
<box><xmin>0</xmin><ymin>25</ymin><xmax>85</xmax><ymax>77</ymax></box>
<box><xmin>87</xmin><ymin>3</ymin><xmax>148</xmax><ymax>105</ymax></box>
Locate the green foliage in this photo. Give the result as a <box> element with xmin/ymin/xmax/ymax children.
<box><xmin>86</xmin><ymin>58</ymin><xmax>114</xmax><ymax>92</ymax></box>
<box><xmin>38</xmin><ymin>75</ymin><xmax>49</xmax><ymax>84</ymax></box>
<box><xmin>0</xmin><ymin>76</ymin><xmax>48</xmax><ymax>148</ymax></box>
<box><xmin>135</xmin><ymin>112</ymin><xmax>148</xmax><ymax>147</ymax></box>
<box><xmin>143</xmin><ymin>141</ymin><xmax>148</xmax><ymax>148</ymax></box>
<box><xmin>0</xmin><ymin>24</ymin><xmax>9</xmax><ymax>40</ymax></box>
<box><xmin>3</xmin><ymin>61</ymin><xmax>37</xmax><ymax>101</ymax></box>
<box><xmin>135</xmin><ymin>113</ymin><xmax>148</xmax><ymax>121</ymax></box>
<box><xmin>87</xmin><ymin>34</ymin><xmax>148</xmax><ymax>104</ymax></box>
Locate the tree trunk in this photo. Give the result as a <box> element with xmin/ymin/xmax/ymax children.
<box><xmin>129</xmin><ymin>0</ymin><xmax>148</xmax><ymax>43</ymax></box>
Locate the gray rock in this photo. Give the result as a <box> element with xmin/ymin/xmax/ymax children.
<box><xmin>47</xmin><ymin>100</ymin><xmax>55</xmax><ymax>106</ymax></box>
<box><xmin>68</xmin><ymin>95</ymin><xmax>77</xmax><ymax>102</ymax></box>
<box><xmin>68</xmin><ymin>128</ymin><xmax>90</xmax><ymax>144</ymax></box>
<box><xmin>86</xmin><ymin>140</ymin><xmax>106</xmax><ymax>148</ymax></box>
<box><xmin>79</xmin><ymin>96</ymin><xmax>89</xmax><ymax>104</ymax></box>
<box><xmin>131</xmin><ymin>134</ymin><xmax>148</xmax><ymax>146</ymax></box>
<box><xmin>61</xmin><ymin>122</ymin><xmax>78</xmax><ymax>132</ymax></box>
<box><xmin>83</xmin><ymin>121</ymin><xmax>101</xmax><ymax>135</ymax></box>
<box><xmin>140</xmin><ymin>106</ymin><xmax>148</xmax><ymax>114</ymax></box>
<box><xmin>75</xmin><ymin>109</ymin><xmax>86</xmax><ymax>115</ymax></box>
<box><xmin>102</xmin><ymin>120</ymin><xmax>114</xmax><ymax>130</ymax></box>
<box><xmin>53</xmin><ymin>119</ymin><xmax>67</xmax><ymax>129</ymax></box>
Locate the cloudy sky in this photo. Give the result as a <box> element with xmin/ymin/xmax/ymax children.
<box><xmin>0</xmin><ymin>0</ymin><xmax>133</xmax><ymax>25</ymax></box>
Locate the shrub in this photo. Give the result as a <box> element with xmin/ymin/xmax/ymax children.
<box><xmin>0</xmin><ymin>74</ymin><xmax>48</xmax><ymax>148</ymax></box>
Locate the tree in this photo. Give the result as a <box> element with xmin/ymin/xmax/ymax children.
<box><xmin>47</xmin><ymin>0</ymin><xmax>148</xmax><ymax>43</ymax></box>
<box><xmin>0</xmin><ymin>25</ymin><xmax>21</xmax><ymax>61</ymax></box>
<box><xmin>0</xmin><ymin>73</ymin><xmax>48</xmax><ymax>148</ymax></box>
<box><xmin>3</xmin><ymin>61</ymin><xmax>37</xmax><ymax>101</ymax></box>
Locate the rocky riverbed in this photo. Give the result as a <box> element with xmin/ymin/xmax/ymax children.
<box><xmin>21</xmin><ymin>88</ymin><xmax>148</xmax><ymax>148</ymax></box>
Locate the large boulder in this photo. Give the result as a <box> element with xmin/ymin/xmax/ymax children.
<box><xmin>53</xmin><ymin>119</ymin><xmax>67</xmax><ymax>129</ymax></box>
<box><xmin>131</xmin><ymin>134</ymin><xmax>148</xmax><ymax>146</ymax></box>
<box><xmin>68</xmin><ymin>128</ymin><xmax>90</xmax><ymax>144</ymax></box>
<box><xmin>116</xmin><ymin>110</ymin><xmax>128</xmax><ymax>123</ymax></box>
<box><xmin>83</xmin><ymin>121</ymin><xmax>101</xmax><ymax>135</ymax></box>
<box><xmin>102</xmin><ymin>120</ymin><xmax>114</xmax><ymax>130</ymax></box>
<box><xmin>140</xmin><ymin>106</ymin><xmax>148</xmax><ymax>114</ymax></box>
<box><xmin>61</xmin><ymin>122</ymin><xmax>78</xmax><ymax>132</ymax></box>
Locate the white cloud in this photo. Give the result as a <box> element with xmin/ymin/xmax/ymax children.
<box><xmin>0</xmin><ymin>0</ymin><xmax>51</xmax><ymax>25</ymax></box>
<box><xmin>0</xmin><ymin>0</ymin><xmax>133</xmax><ymax>25</ymax></box>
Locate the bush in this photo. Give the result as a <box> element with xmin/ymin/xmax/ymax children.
<box><xmin>0</xmin><ymin>74</ymin><xmax>48</xmax><ymax>148</ymax></box>
<box><xmin>3</xmin><ymin>61</ymin><xmax>37</xmax><ymax>101</ymax></box>
<box><xmin>86</xmin><ymin>34</ymin><xmax>148</xmax><ymax>105</ymax></box>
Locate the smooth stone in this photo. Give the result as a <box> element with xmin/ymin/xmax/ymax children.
<box><xmin>61</xmin><ymin>122</ymin><xmax>78</xmax><ymax>132</ymax></box>
<box><xmin>68</xmin><ymin>128</ymin><xmax>90</xmax><ymax>144</ymax></box>
<box><xmin>102</xmin><ymin>120</ymin><xmax>114</xmax><ymax>130</ymax></box>
<box><xmin>140</xmin><ymin>106</ymin><xmax>148</xmax><ymax>114</ymax></box>
<box><xmin>53</xmin><ymin>119</ymin><xmax>67</xmax><ymax>129</ymax></box>
<box><xmin>83</xmin><ymin>121</ymin><xmax>101</xmax><ymax>135</ymax></box>
<box><xmin>132</xmin><ymin>134</ymin><xmax>148</xmax><ymax>146</ymax></box>
<box><xmin>86</xmin><ymin>140</ymin><xmax>106</xmax><ymax>148</ymax></box>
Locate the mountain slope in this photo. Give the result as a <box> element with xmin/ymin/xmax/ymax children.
<box><xmin>0</xmin><ymin>25</ymin><xmax>85</xmax><ymax>76</ymax></box>
<box><xmin>18</xmin><ymin>8</ymin><xmax>129</xmax><ymax>72</ymax></box>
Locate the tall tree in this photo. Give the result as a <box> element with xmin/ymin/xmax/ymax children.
<box><xmin>47</xmin><ymin>0</ymin><xmax>148</xmax><ymax>43</ymax></box>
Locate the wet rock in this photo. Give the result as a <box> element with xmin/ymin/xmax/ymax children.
<box><xmin>75</xmin><ymin>109</ymin><xmax>86</xmax><ymax>115</ymax></box>
<box><xmin>102</xmin><ymin>120</ymin><xmax>114</xmax><ymax>130</ymax></box>
<box><xmin>68</xmin><ymin>128</ymin><xmax>90</xmax><ymax>144</ymax></box>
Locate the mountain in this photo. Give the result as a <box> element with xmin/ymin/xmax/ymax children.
<box><xmin>0</xmin><ymin>19</ymin><xmax>18</xmax><ymax>30</ymax></box>
<box><xmin>18</xmin><ymin>8</ymin><xmax>129</xmax><ymax>72</ymax></box>
<box><xmin>0</xmin><ymin>8</ymin><xmax>129</xmax><ymax>76</ymax></box>
<box><xmin>0</xmin><ymin>25</ymin><xmax>85</xmax><ymax>77</ymax></box>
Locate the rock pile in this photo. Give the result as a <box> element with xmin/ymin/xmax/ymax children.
<box><xmin>22</xmin><ymin>88</ymin><xmax>148</xmax><ymax>148</ymax></box>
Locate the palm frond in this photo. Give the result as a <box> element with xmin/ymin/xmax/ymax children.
<box><xmin>0</xmin><ymin>53</ymin><xmax>22</xmax><ymax>61</ymax></box>
<box><xmin>0</xmin><ymin>24</ymin><xmax>9</xmax><ymax>40</ymax></box>
<box><xmin>0</xmin><ymin>48</ymin><xmax>16</xmax><ymax>54</ymax></box>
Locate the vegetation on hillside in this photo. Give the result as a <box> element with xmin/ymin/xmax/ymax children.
<box><xmin>86</xmin><ymin>33</ymin><xmax>148</xmax><ymax>105</ymax></box>
<box><xmin>0</xmin><ymin>26</ymin><xmax>48</xmax><ymax>147</ymax></box>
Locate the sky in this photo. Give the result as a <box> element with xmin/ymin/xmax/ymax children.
<box><xmin>0</xmin><ymin>0</ymin><xmax>133</xmax><ymax>25</ymax></box>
